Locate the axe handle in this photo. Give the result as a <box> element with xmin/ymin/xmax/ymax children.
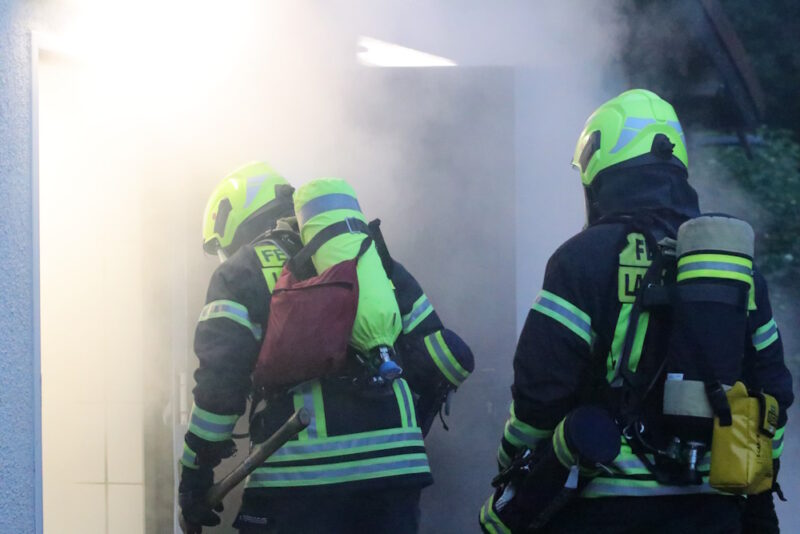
<box><xmin>205</xmin><ymin>407</ymin><xmax>311</xmax><ymax>507</ymax></box>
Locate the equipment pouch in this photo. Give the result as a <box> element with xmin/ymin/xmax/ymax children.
<box><xmin>252</xmin><ymin>258</ymin><xmax>359</xmax><ymax>389</ymax></box>
<box><xmin>709</xmin><ymin>381</ymin><xmax>774</xmax><ymax>494</ymax></box>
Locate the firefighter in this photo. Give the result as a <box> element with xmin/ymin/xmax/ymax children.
<box><xmin>178</xmin><ymin>162</ymin><xmax>472</xmax><ymax>534</ymax></box>
<box><xmin>481</xmin><ymin>89</ymin><xmax>793</xmax><ymax>533</ymax></box>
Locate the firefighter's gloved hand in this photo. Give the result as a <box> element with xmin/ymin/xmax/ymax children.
<box><xmin>179</xmin><ymin>466</ymin><xmax>223</xmax><ymax>533</ymax></box>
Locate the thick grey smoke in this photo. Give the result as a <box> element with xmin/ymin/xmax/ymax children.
<box><xmin>37</xmin><ymin>1</ymin><xmax>626</xmax><ymax>532</ymax></box>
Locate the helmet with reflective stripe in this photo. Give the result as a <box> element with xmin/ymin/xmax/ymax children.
<box><xmin>202</xmin><ymin>162</ymin><xmax>293</xmax><ymax>258</ymax></box>
<box><xmin>572</xmin><ymin>89</ymin><xmax>688</xmax><ymax>186</ymax></box>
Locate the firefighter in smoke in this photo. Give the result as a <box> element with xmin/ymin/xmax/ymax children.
<box><xmin>480</xmin><ymin>89</ymin><xmax>793</xmax><ymax>533</ymax></box>
<box><xmin>178</xmin><ymin>162</ymin><xmax>473</xmax><ymax>533</ymax></box>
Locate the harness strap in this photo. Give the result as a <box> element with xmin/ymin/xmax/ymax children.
<box><xmin>287</xmin><ymin>217</ymin><xmax>373</xmax><ymax>279</ymax></box>
<box><xmin>368</xmin><ymin>218</ymin><xmax>394</xmax><ymax>277</ymax></box>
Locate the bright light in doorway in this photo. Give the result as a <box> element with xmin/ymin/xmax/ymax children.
<box><xmin>357</xmin><ymin>36</ymin><xmax>456</xmax><ymax>67</ymax></box>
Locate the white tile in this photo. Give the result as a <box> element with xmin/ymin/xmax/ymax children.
<box><xmin>107</xmin><ymin>402</ymin><xmax>144</xmax><ymax>483</ymax></box>
<box><xmin>108</xmin><ymin>484</ymin><xmax>145</xmax><ymax>534</ymax></box>
<box><xmin>63</xmin><ymin>403</ymin><xmax>107</xmax><ymax>483</ymax></box>
<box><xmin>44</xmin><ymin>483</ymin><xmax>106</xmax><ymax>534</ymax></box>
<box><xmin>106</xmin><ymin>348</ymin><xmax>144</xmax><ymax>404</ymax></box>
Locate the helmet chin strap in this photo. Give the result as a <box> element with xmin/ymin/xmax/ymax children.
<box><xmin>217</xmin><ymin>248</ymin><xmax>228</xmax><ymax>263</ymax></box>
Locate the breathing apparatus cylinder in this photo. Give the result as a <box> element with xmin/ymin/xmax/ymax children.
<box><xmin>661</xmin><ymin>215</ymin><xmax>754</xmax><ymax>445</ymax></box>
<box><xmin>294</xmin><ymin>178</ymin><xmax>402</xmax><ymax>380</ymax></box>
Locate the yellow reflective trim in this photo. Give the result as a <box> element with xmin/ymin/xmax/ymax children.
<box><xmin>677</xmin><ymin>269</ymin><xmax>752</xmax><ymax>284</ymax></box>
<box><xmin>678</xmin><ymin>253</ymin><xmax>752</xmax><ymax>269</ymax></box>
<box><xmin>627</xmin><ymin>311</ymin><xmax>650</xmax><ymax>373</ymax></box>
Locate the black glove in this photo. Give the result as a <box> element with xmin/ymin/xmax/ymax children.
<box><xmin>179</xmin><ymin>466</ymin><xmax>223</xmax><ymax>534</ymax></box>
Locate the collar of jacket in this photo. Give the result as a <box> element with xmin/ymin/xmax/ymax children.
<box><xmin>584</xmin><ymin>163</ymin><xmax>701</xmax><ymax>228</ymax></box>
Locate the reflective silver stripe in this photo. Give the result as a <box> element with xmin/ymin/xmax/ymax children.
<box><xmin>678</xmin><ymin>261</ymin><xmax>753</xmax><ymax>276</ymax></box>
<box><xmin>753</xmin><ymin>319</ymin><xmax>779</xmax><ymax>351</ymax></box>
<box><xmin>610</xmin><ymin>128</ymin><xmax>637</xmax><ymax>154</ymax></box>
<box><xmin>269</xmin><ymin>429</ymin><xmax>423</xmax><ymax>459</ymax></box>
<box><xmin>667</xmin><ymin>120</ymin><xmax>684</xmax><ymax>135</ymax></box>
<box><xmin>250</xmin><ymin>456</ymin><xmax>429</xmax><ymax>482</ymax></box>
<box><xmin>610</xmin><ymin>117</ymin><xmax>657</xmax><ymax>154</ymax></box>
<box><xmin>180</xmin><ymin>443</ymin><xmax>198</xmax><ymax>468</ymax></box>
<box><xmin>244</xmin><ymin>174</ymin><xmax>267</xmax><ymax>208</ymax></box>
<box><xmin>394</xmin><ymin>379</ymin><xmax>415</xmax><ymax>428</ymax></box>
<box><xmin>302</xmin><ymin>389</ymin><xmax>317</xmax><ymax>439</ymax></box>
<box><xmin>402</xmin><ymin>294</ymin><xmax>433</xmax><ymax>333</ymax></box>
<box><xmin>187</xmin><ymin>405</ymin><xmax>239</xmax><ymax>441</ymax></box>
<box><xmin>533</xmin><ymin>291</ymin><xmax>594</xmax><ymax>346</ymax></box>
<box><xmin>625</xmin><ymin>117</ymin><xmax>657</xmax><ymax>130</ymax></box>
<box><xmin>505</xmin><ymin>424</ymin><xmax>538</xmax><ymax>448</ymax></box>
<box><xmin>480</xmin><ymin>494</ymin><xmax>511</xmax><ymax>534</ymax></box>
<box><xmin>584</xmin><ymin>479</ymin><xmax>718</xmax><ymax>497</ymax></box>
<box><xmin>297</xmin><ymin>193</ymin><xmax>362</xmax><ymax>226</ymax></box>
<box><xmin>425</xmin><ymin>331</ymin><xmax>469</xmax><ymax>386</ymax></box>
<box><xmin>190</xmin><ymin>414</ymin><xmax>236</xmax><ymax>436</ymax></box>
<box><xmin>612</xmin><ymin>457</ymin><xmax>710</xmax><ymax>471</ymax></box>
<box><xmin>198</xmin><ymin>300</ymin><xmax>261</xmax><ymax>340</ymax></box>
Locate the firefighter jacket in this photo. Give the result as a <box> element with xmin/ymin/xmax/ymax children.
<box><xmin>180</xmin><ymin>232</ymin><xmax>464</xmax><ymax>497</ymax></box>
<box><xmin>498</xmin><ymin>175</ymin><xmax>794</xmax><ymax>499</ymax></box>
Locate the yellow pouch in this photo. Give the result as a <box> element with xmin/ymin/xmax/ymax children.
<box><xmin>709</xmin><ymin>381</ymin><xmax>776</xmax><ymax>494</ymax></box>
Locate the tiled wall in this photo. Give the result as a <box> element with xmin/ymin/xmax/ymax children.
<box><xmin>39</xmin><ymin>55</ymin><xmax>145</xmax><ymax>534</ymax></box>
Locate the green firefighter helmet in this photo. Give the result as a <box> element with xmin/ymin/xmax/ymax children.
<box><xmin>572</xmin><ymin>89</ymin><xmax>688</xmax><ymax>186</ymax></box>
<box><xmin>202</xmin><ymin>162</ymin><xmax>293</xmax><ymax>259</ymax></box>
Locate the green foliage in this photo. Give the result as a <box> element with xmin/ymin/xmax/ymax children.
<box><xmin>692</xmin><ymin>127</ymin><xmax>800</xmax><ymax>287</ymax></box>
<box><xmin>719</xmin><ymin>0</ymin><xmax>800</xmax><ymax>134</ymax></box>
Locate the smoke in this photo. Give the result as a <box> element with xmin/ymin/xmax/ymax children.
<box><xmin>37</xmin><ymin>1</ymin><xmax>625</xmax><ymax>532</ymax></box>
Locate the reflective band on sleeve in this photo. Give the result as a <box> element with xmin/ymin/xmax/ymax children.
<box><xmin>296</xmin><ymin>193</ymin><xmax>362</xmax><ymax>226</ymax></box>
<box><xmin>552</xmin><ymin>419</ymin><xmax>575</xmax><ymax>468</ymax></box>
<box><xmin>188</xmin><ymin>405</ymin><xmax>239</xmax><ymax>442</ymax></box>
<box><xmin>402</xmin><ymin>293</ymin><xmax>434</xmax><ymax>334</ymax></box>
<box><xmin>479</xmin><ymin>493</ymin><xmax>512</xmax><ymax>534</ymax></box>
<box><xmin>773</xmin><ymin>426</ymin><xmax>785</xmax><ymax>459</ymax></box>
<box><xmin>247</xmin><ymin>454</ymin><xmax>430</xmax><ymax>487</ymax></box>
<box><xmin>532</xmin><ymin>290</ymin><xmax>595</xmax><ymax>346</ymax></box>
<box><xmin>753</xmin><ymin>318</ymin><xmax>779</xmax><ymax>352</ymax></box>
<box><xmin>502</xmin><ymin>402</ymin><xmax>552</xmax><ymax>449</ymax></box>
<box><xmin>198</xmin><ymin>299</ymin><xmax>262</xmax><ymax>341</ymax></box>
<box><xmin>266</xmin><ymin>428</ymin><xmax>424</xmax><ymax>462</ymax></box>
<box><xmin>180</xmin><ymin>443</ymin><xmax>198</xmax><ymax>469</ymax></box>
<box><xmin>497</xmin><ymin>444</ymin><xmax>512</xmax><ymax>469</ymax></box>
<box><xmin>424</xmin><ymin>331</ymin><xmax>470</xmax><ymax>387</ymax></box>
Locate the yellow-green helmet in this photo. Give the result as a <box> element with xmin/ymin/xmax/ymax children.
<box><xmin>202</xmin><ymin>162</ymin><xmax>294</xmax><ymax>258</ymax></box>
<box><xmin>572</xmin><ymin>89</ymin><xmax>688</xmax><ymax>186</ymax></box>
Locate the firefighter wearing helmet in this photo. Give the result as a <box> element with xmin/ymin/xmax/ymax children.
<box><xmin>480</xmin><ymin>90</ymin><xmax>793</xmax><ymax>533</ymax></box>
<box><xmin>179</xmin><ymin>162</ymin><xmax>473</xmax><ymax>533</ymax></box>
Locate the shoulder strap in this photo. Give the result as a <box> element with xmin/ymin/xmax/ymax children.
<box><xmin>368</xmin><ymin>218</ymin><xmax>394</xmax><ymax>277</ymax></box>
<box><xmin>287</xmin><ymin>217</ymin><xmax>373</xmax><ymax>279</ymax></box>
